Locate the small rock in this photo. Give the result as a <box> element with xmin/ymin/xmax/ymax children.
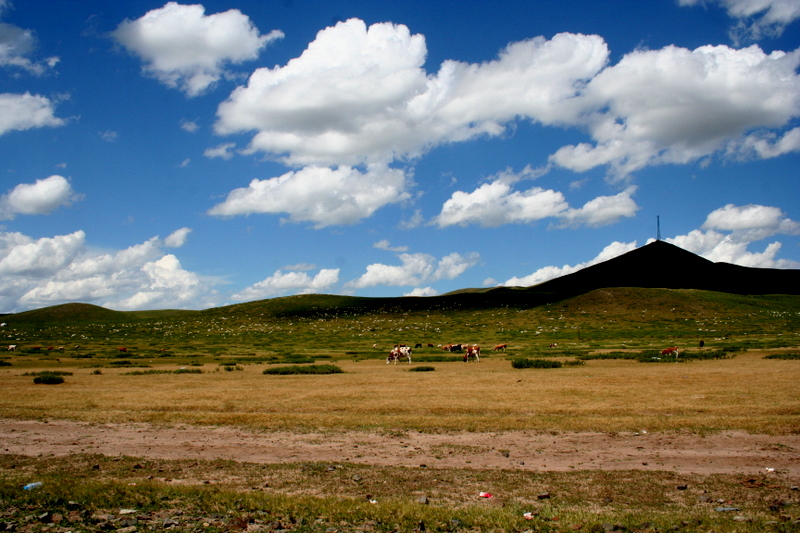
<box><xmin>537</xmin><ymin>492</ymin><xmax>551</xmax><ymax>500</ymax></box>
<box><xmin>676</xmin><ymin>484</ymin><xmax>688</xmax><ymax>490</ymax></box>
<box><xmin>163</xmin><ymin>518</ymin><xmax>180</xmax><ymax>528</ymax></box>
<box><xmin>117</xmin><ymin>526</ymin><xmax>137</xmax><ymax>533</ymax></box>
<box><xmin>37</xmin><ymin>513</ymin><xmax>52</xmax><ymax>524</ymax></box>
<box><xmin>417</xmin><ymin>495</ymin><xmax>429</xmax><ymax>505</ymax></box>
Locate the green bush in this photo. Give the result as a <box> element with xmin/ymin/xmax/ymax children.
<box><xmin>408</xmin><ymin>366</ymin><xmax>435</xmax><ymax>372</ymax></box>
<box><xmin>511</xmin><ymin>358</ymin><xmax>562</xmax><ymax>369</ymax></box>
<box><xmin>764</xmin><ymin>352</ymin><xmax>800</xmax><ymax>360</ymax></box>
<box><xmin>33</xmin><ymin>372</ymin><xmax>65</xmax><ymax>384</ymax></box>
<box><xmin>263</xmin><ymin>364</ymin><xmax>344</xmax><ymax>375</ymax></box>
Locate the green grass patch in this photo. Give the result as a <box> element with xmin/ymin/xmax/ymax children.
<box><xmin>262</xmin><ymin>364</ymin><xmax>344</xmax><ymax>375</ymax></box>
<box><xmin>122</xmin><ymin>369</ymin><xmax>203</xmax><ymax>375</ymax></box>
<box><xmin>764</xmin><ymin>352</ymin><xmax>800</xmax><ymax>359</ymax></box>
<box><xmin>32</xmin><ymin>371</ymin><xmax>65</xmax><ymax>384</ymax></box>
<box><xmin>511</xmin><ymin>358</ymin><xmax>562</xmax><ymax>369</ymax></box>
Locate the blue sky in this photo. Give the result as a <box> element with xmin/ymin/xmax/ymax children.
<box><xmin>1</xmin><ymin>0</ymin><xmax>799</xmax><ymax>312</ymax></box>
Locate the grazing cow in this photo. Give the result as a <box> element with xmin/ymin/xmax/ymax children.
<box><xmin>74</xmin><ymin>345</ymin><xmax>80</xmax><ymax>350</ymax></box>
<box><xmin>414</xmin><ymin>343</ymin><xmax>422</xmax><ymax>349</ymax></box>
<box><xmin>699</xmin><ymin>340</ymin><xmax>705</xmax><ymax>348</ymax></box>
<box><xmin>31</xmin><ymin>346</ymin><xmax>40</xmax><ymax>351</ymax></box>
<box><xmin>549</xmin><ymin>343</ymin><xmax>558</xmax><ymax>348</ymax></box>
<box><xmin>7</xmin><ymin>345</ymin><xmax>16</xmax><ymax>351</ymax></box>
<box><xmin>427</xmin><ymin>343</ymin><xmax>434</xmax><ymax>348</ymax></box>
<box><xmin>58</xmin><ymin>346</ymin><xmax>65</xmax><ymax>351</ymax></box>
<box><xmin>442</xmin><ymin>343</ymin><xmax>463</xmax><ymax>352</ymax></box>
<box><xmin>463</xmin><ymin>345</ymin><xmax>481</xmax><ymax>362</ymax></box>
<box><xmin>47</xmin><ymin>347</ymin><xmax>54</xmax><ymax>351</ymax></box>
<box><xmin>493</xmin><ymin>343</ymin><xmax>507</xmax><ymax>351</ymax></box>
<box><xmin>386</xmin><ymin>345</ymin><xmax>412</xmax><ymax>364</ymax></box>
<box><xmin>661</xmin><ymin>346</ymin><xmax>679</xmax><ymax>358</ymax></box>
<box><xmin>118</xmin><ymin>347</ymin><xmax>128</xmax><ymax>353</ymax></box>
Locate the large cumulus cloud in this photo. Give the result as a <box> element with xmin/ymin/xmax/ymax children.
<box><xmin>0</xmin><ymin>228</ymin><xmax>217</xmax><ymax>313</ymax></box>
<box><xmin>113</xmin><ymin>2</ymin><xmax>283</xmax><ymax>96</ymax></box>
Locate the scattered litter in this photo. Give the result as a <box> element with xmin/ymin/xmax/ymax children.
<box><xmin>369</xmin><ymin>499</ymin><xmax>377</xmax><ymax>504</ymax></box>
<box><xmin>523</xmin><ymin>512</ymin><xmax>535</xmax><ymax>520</ymax></box>
<box><xmin>715</xmin><ymin>507</ymin><xmax>740</xmax><ymax>512</ymax></box>
<box><xmin>479</xmin><ymin>492</ymin><xmax>493</xmax><ymax>498</ymax></box>
<box><xmin>765</xmin><ymin>467</ymin><xmax>775</xmax><ymax>472</ymax></box>
<box><xmin>22</xmin><ymin>482</ymin><xmax>42</xmax><ymax>490</ymax></box>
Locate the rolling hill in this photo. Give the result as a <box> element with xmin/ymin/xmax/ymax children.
<box><xmin>4</xmin><ymin>240</ymin><xmax>799</xmax><ymax>323</ymax></box>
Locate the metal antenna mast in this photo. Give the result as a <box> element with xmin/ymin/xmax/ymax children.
<box><xmin>657</xmin><ymin>215</ymin><xmax>661</xmax><ymax>241</ymax></box>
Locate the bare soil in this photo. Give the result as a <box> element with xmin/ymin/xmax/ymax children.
<box><xmin>2</xmin><ymin>419</ymin><xmax>798</xmax><ymax>480</ymax></box>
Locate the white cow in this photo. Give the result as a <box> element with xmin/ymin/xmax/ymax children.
<box><xmin>7</xmin><ymin>345</ymin><xmax>16</xmax><ymax>351</ymax></box>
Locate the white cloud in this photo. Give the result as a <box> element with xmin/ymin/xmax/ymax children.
<box><xmin>164</xmin><ymin>227</ymin><xmax>192</xmax><ymax>247</ymax></box>
<box><xmin>215</xmin><ymin>20</ymin><xmax>608</xmax><ymax>167</ymax></box>
<box><xmin>435</xmin><ymin>181</ymin><xmax>568</xmax><ymax>228</ymax></box>
<box><xmin>0</xmin><ymin>175</ymin><xmax>80</xmax><ymax>220</ymax></box>
<box><xmin>346</xmin><ymin>251</ymin><xmax>479</xmax><ymax>289</ymax></box>
<box><xmin>231</xmin><ymin>268</ymin><xmax>339</xmax><ymax>301</ymax></box>
<box><xmin>0</xmin><ymin>7</ymin><xmax>59</xmax><ymax>75</ymax></box>
<box><xmin>679</xmin><ymin>0</ymin><xmax>800</xmax><ymax>42</ymax></box>
<box><xmin>500</xmin><ymin>241</ymin><xmax>637</xmax><ymax>287</ymax></box>
<box><xmin>404</xmin><ymin>287</ymin><xmax>438</xmax><ymax>296</ymax></box>
<box><xmin>204</xmin><ymin>142</ymin><xmax>236</xmax><ymax>159</ymax></box>
<box><xmin>550</xmin><ymin>43</ymin><xmax>800</xmax><ymax>179</ymax></box>
<box><xmin>282</xmin><ymin>262</ymin><xmax>316</xmax><ymax>271</ymax></box>
<box><xmin>180</xmin><ymin>119</ymin><xmax>199</xmax><ymax>133</ymax></box>
<box><xmin>113</xmin><ymin>2</ymin><xmax>283</xmax><ymax>97</ymax></box>
<box><xmin>0</xmin><ymin>92</ymin><xmax>64</xmax><ymax>135</ymax></box>
<box><xmin>433</xmin><ymin>170</ymin><xmax>637</xmax><ymax>229</ymax></box>
<box><xmin>666</xmin><ymin>230</ymin><xmax>799</xmax><ymax>268</ymax></box>
<box><xmin>208</xmin><ymin>165</ymin><xmax>411</xmax><ymax>228</ymax></box>
<box><xmin>0</xmin><ymin>229</ymin><xmax>217</xmax><ymax>313</ymax></box>
<box><xmin>557</xmin><ymin>186</ymin><xmax>639</xmax><ymax>228</ymax></box>
<box><xmin>374</xmin><ymin>239</ymin><xmax>409</xmax><ymax>252</ymax></box>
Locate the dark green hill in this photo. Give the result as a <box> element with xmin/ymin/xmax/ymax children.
<box><xmin>510</xmin><ymin>240</ymin><xmax>800</xmax><ymax>297</ymax></box>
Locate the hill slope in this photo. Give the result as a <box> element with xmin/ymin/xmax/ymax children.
<box><xmin>494</xmin><ymin>240</ymin><xmax>800</xmax><ymax>297</ymax></box>
<box><xmin>5</xmin><ymin>240</ymin><xmax>799</xmax><ymax>323</ymax></box>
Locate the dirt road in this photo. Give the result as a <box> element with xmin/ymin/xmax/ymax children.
<box><xmin>2</xmin><ymin>419</ymin><xmax>798</xmax><ymax>479</ymax></box>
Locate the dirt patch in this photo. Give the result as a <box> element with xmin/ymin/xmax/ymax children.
<box><xmin>2</xmin><ymin>419</ymin><xmax>798</xmax><ymax>480</ymax></box>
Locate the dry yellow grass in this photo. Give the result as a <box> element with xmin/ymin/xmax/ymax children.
<box><xmin>1</xmin><ymin>351</ymin><xmax>798</xmax><ymax>434</ymax></box>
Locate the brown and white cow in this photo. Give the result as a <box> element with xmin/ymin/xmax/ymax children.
<box><xmin>493</xmin><ymin>343</ymin><xmax>507</xmax><ymax>351</ymax></box>
<box><xmin>463</xmin><ymin>344</ymin><xmax>480</xmax><ymax>362</ymax></box>
<box><xmin>6</xmin><ymin>345</ymin><xmax>16</xmax><ymax>351</ymax></box>
<box><xmin>386</xmin><ymin>345</ymin><xmax>412</xmax><ymax>364</ymax></box>
<box><xmin>661</xmin><ymin>346</ymin><xmax>679</xmax><ymax>358</ymax></box>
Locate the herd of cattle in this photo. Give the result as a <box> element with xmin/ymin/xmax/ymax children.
<box><xmin>383</xmin><ymin>342</ymin><xmax>513</xmax><ymax>364</ymax></box>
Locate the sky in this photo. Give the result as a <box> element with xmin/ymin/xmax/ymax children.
<box><xmin>1</xmin><ymin>0</ymin><xmax>799</xmax><ymax>313</ymax></box>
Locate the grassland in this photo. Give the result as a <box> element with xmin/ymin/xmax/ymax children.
<box><xmin>1</xmin><ymin>287</ymin><xmax>799</xmax><ymax>532</ymax></box>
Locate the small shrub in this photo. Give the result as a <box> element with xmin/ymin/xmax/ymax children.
<box><xmin>511</xmin><ymin>358</ymin><xmax>562</xmax><ymax>369</ymax></box>
<box><xmin>33</xmin><ymin>372</ymin><xmax>64</xmax><ymax>384</ymax></box>
<box><xmin>408</xmin><ymin>366</ymin><xmax>435</xmax><ymax>372</ymax></box>
<box><xmin>0</xmin><ymin>361</ymin><xmax>11</xmax><ymax>367</ymax></box>
<box><xmin>415</xmin><ymin>355</ymin><xmax>464</xmax><ymax>362</ymax></box>
<box><xmin>764</xmin><ymin>352</ymin><xmax>800</xmax><ymax>360</ymax></box>
<box><xmin>263</xmin><ymin>364</ymin><xmax>343</xmax><ymax>375</ymax></box>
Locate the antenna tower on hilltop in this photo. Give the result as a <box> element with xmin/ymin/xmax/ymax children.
<box><xmin>657</xmin><ymin>215</ymin><xmax>661</xmax><ymax>241</ymax></box>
